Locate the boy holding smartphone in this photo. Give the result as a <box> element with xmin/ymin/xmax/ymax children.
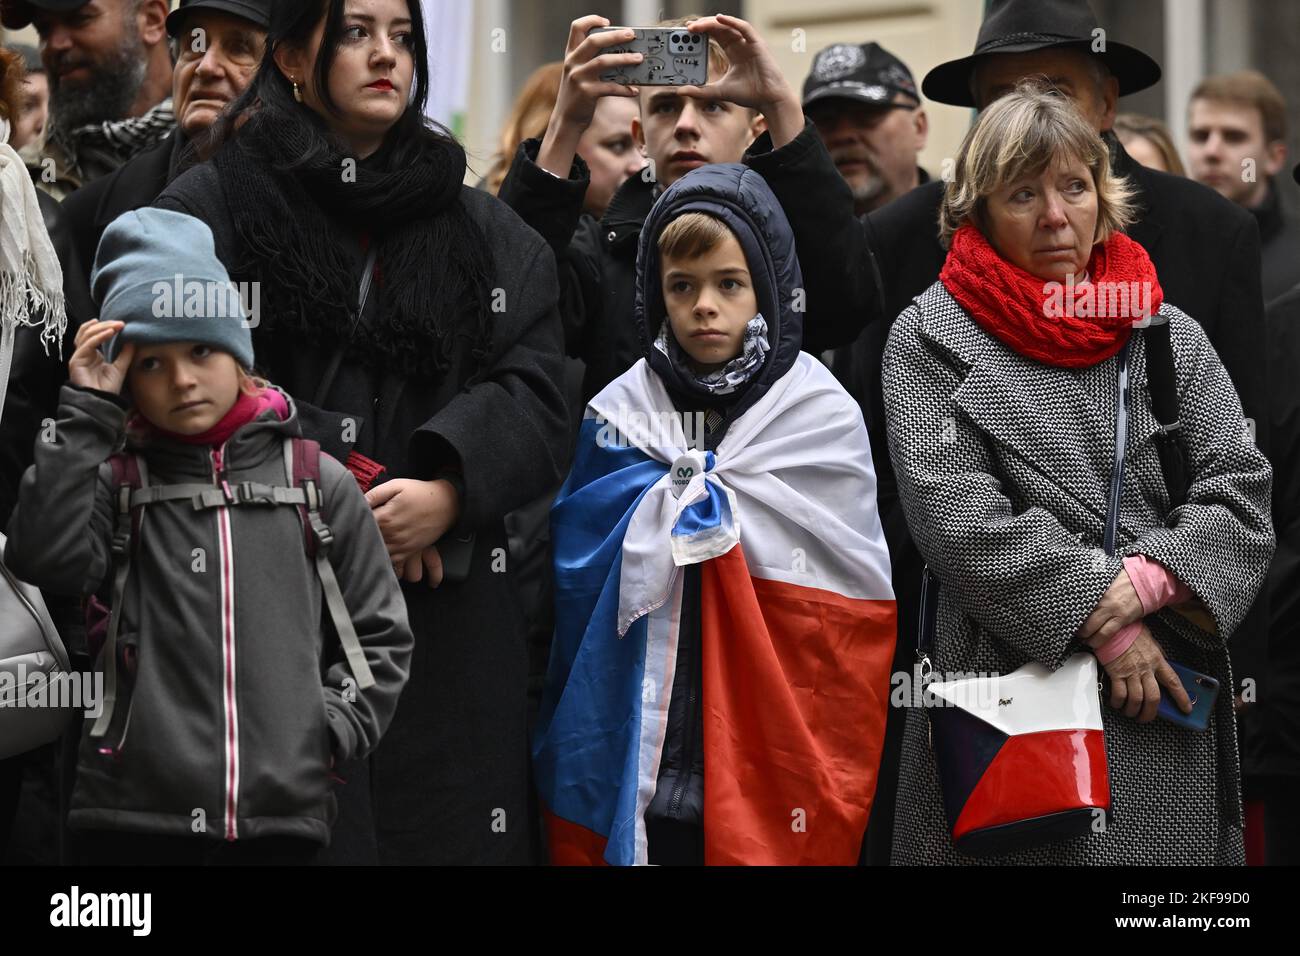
<box><xmin>498</xmin><ymin>13</ymin><xmax>870</xmax><ymax>403</ymax></box>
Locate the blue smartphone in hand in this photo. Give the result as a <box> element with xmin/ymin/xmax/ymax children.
<box><xmin>1157</xmin><ymin>660</ymin><xmax>1219</xmax><ymax>731</ymax></box>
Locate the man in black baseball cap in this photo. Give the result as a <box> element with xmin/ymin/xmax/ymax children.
<box><xmin>165</xmin><ymin>0</ymin><xmax>270</xmax><ymax>39</ymax></box>
<box><xmin>802</xmin><ymin>42</ymin><xmax>929</xmax><ymax>215</ymax></box>
<box><xmin>3</xmin><ymin>0</ymin><xmax>175</xmax><ymax>198</ymax></box>
<box><xmin>0</xmin><ymin>0</ymin><xmax>84</xmax><ymax>31</ymax></box>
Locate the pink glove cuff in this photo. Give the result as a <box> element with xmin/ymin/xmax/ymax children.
<box><xmin>1123</xmin><ymin>554</ymin><xmax>1193</xmax><ymax>615</ymax></box>
<box><xmin>1095</xmin><ymin>620</ymin><xmax>1143</xmax><ymax>665</ymax></box>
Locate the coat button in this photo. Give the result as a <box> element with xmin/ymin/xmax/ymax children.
<box><xmin>607</xmin><ymin>230</ymin><xmax>617</xmax><ymax>243</ymax></box>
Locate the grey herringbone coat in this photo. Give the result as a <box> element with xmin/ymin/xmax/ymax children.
<box><xmin>882</xmin><ymin>283</ymin><xmax>1274</xmax><ymax>865</ymax></box>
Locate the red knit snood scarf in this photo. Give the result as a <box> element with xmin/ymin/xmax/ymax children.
<box><xmin>939</xmin><ymin>224</ymin><xmax>1164</xmax><ymax>368</ymax></box>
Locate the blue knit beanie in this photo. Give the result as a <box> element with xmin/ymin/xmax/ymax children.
<box><xmin>90</xmin><ymin>208</ymin><xmax>256</xmax><ymax>369</ymax></box>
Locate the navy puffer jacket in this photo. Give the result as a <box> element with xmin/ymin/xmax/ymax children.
<box><xmin>633</xmin><ymin>164</ymin><xmax>807</xmax><ymax>852</ymax></box>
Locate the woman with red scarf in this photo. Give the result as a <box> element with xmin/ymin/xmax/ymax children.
<box><xmin>883</xmin><ymin>82</ymin><xmax>1274</xmax><ymax>865</ymax></box>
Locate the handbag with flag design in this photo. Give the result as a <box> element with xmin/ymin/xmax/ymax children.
<box><xmin>917</xmin><ymin>337</ymin><xmax>1151</xmax><ymax>857</ymax></box>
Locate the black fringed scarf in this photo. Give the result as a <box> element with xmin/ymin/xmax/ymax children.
<box><xmin>212</xmin><ymin>112</ymin><xmax>493</xmax><ymax>379</ymax></box>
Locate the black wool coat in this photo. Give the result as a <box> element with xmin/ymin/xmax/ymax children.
<box><xmin>154</xmin><ymin>161</ymin><xmax>570</xmax><ymax>864</ymax></box>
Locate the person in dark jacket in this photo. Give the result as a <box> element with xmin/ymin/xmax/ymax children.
<box><xmin>498</xmin><ymin>13</ymin><xmax>865</xmax><ymax>406</ymax></box>
<box><xmin>6</xmin><ymin>207</ymin><xmax>413</xmax><ymax>864</ymax></box>
<box><xmin>152</xmin><ymin>0</ymin><xmax>568</xmax><ymax>865</ymax></box>
<box><xmin>535</xmin><ymin>162</ymin><xmax>895</xmax><ymax>866</ymax></box>
<box><xmin>1186</xmin><ymin>71</ymin><xmax>1300</xmax><ymax>304</ymax></box>
<box><xmin>744</xmin><ymin>0</ymin><xmax>1273</xmax><ymax>865</ymax></box>
<box><xmin>801</xmin><ymin>42</ymin><xmax>929</xmax><ymax>216</ymax></box>
<box><xmin>1263</xmin><ymin>272</ymin><xmax>1300</xmax><ymax>865</ymax></box>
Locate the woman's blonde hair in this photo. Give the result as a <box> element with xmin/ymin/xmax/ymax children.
<box><xmin>1113</xmin><ymin>113</ymin><xmax>1186</xmax><ymax>177</ymax></box>
<box><xmin>939</xmin><ymin>79</ymin><xmax>1137</xmax><ymax>248</ymax></box>
<box><xmin>484</xmin><ymin>62</ymin><xmax>563</xmax><ymax>196</ymax></box>
<box><xmin>238</xmin><ymin>365</ymin><xmax>270</xmax><ymax>396</ymax></box>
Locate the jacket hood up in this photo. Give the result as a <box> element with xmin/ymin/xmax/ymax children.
<box><xmin>635</xmin><ymin>163</ymin><xmax>805</xmax><ymax>421</ymax></box>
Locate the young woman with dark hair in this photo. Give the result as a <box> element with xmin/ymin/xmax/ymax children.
<box><xmin>154</xmin><ymin>0</ymin><xmax>569</xmax><ymax>864</ymax></box>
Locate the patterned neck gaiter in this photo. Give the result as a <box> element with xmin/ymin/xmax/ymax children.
<box><xmin>654</xmin><ymin>313</ymin><xmax>771</xmax><ymax>397</ymax></box>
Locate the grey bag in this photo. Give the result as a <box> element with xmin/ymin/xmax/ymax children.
<box><xmin>0</xmin><ymin>532</ymin><xmax>75</xmax><ymax>759</ymax></box>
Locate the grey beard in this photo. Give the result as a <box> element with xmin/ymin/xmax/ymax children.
<box><xmin>850</xmin><ymin>175</ymin><xmax>886</xmax><ymax>208</ymax></box>
<box><xmin>49</xmin><ymin>31</ymin><xmax>148</xmax><ymax>133</ymax></box>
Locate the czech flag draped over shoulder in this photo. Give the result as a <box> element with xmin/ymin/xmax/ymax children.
<box><xmin>534</xmin><ymin>352</ymin><xmax>897</xmax><ymax>866</ymax></box>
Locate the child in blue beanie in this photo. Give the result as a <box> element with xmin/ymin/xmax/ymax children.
<box><xmin>5</xmin><ymin>208</ymin><xmax>413</xmax><ymax>865</ymax></box>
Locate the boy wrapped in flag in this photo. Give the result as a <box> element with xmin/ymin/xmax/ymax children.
<box><xmin>534</xmin><ymin>163</ymin><xmax>897</xmax><ymax>865</ymax></box>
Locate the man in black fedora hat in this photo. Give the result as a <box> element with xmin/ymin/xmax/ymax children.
<box><xmin>743</xmin><ymin>0</ymin><xmax>1270</xmax><ymax>866</ymax></box>
<box><xmin>802</xmin><ymin>41</ymin><xmax>930</xmax><ymax>215</ymax></box>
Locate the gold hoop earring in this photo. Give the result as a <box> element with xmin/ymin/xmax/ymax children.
<box><xmin>293</xmin><ymin>79</ymin><xmax>303</xmax><ymax>103</ymax></box>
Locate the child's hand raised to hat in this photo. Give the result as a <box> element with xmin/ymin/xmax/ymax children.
<box><xmin>69</xmin><ymin>320</ymin><xmax>135</xmax><ymax>396</ymax></box>
<box><xmin>678</xmin><ymin>15</ymin><xmax>805</xmax><ymax>149</ymax></box>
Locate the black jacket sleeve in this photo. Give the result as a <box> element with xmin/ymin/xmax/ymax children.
<box><xmin>743</xmin><ymin>119</ymin><xmax>882</xmax><ymax>353</ymax></box>
<box><xmin>497</xmin><ymin>138</ymin><xmax>604</xmax><ymax>360</ymax></box>
<box><xmin>5</xmin><ymin>384</ymin><xmax>124</xmax><ymax>598</ymax></box>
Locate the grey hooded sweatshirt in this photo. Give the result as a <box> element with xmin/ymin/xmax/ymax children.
<box><xmin>5</xmin><ymin>383</ymin><xmax>413</xmax><ymax>845</ymax></box>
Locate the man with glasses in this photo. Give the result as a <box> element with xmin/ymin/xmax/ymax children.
<box><xmin>802</xmin><ymin>42</ymin><xmax>929</xmax><ymax>216</ymax></box>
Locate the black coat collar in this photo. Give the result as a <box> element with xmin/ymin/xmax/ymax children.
<box><xmin>1107</xmin><ymin>133</ymin><xmax>1165</xmax><ymax>258</ymax></box>
<box><xmin>1247</xmin><ymin>179</ymin><xmax>1286</xmax><ymax>243</ymax></box>
<box><xmin>600</xmin><ymin>168</ymin><xmax>657</xmax><ymax>251</ymax></box>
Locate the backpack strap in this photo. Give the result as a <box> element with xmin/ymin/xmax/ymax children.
<box><xmin>91</xmin><ymin>453</ymin><xmax>144</xmax><ymax>740</ymax></box>
<box><xmin>1143</xmin><ymin>317</ymin><xmax>1190</xmax><ymax>510</ymax></box>
<box><xmin>287</xmin><ymin>437</ymin><xmax>376</xmax><ymax>691</ymax></box>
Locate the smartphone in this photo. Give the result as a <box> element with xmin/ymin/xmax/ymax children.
<box><xmin>1156</xmin><ymin>660</ymin><xmax>1219</xmax><ymax>731</ymax></box>
<box><xmin>590</xmin><ymin>26</ymin><xmax>709</xmax><ymax>87</ymax></box>
<box><xmin>436</xmin><ymin>532</ymin><xmax>475</xmax><ymax>585</ymax></box>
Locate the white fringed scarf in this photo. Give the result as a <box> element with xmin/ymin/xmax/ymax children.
<box><xmin>0</xmin><ymin>115</ymin><xmax>66</xmax><ymax>422</ymax></box>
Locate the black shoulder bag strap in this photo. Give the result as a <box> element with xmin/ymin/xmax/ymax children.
<box><xmin>918</xmin><ymin>339</ymin><xmax>1135</xmax><ymax>665</ymax></box>
<box><xmin>1143</xmin><ymin>316</ymin><xmax>1190</xmax><ymax>509</ymax></box>
<box><xmin>312</xmin><ymin>244</ymin><xmax>379</xmax><ymax>408</ymax></box>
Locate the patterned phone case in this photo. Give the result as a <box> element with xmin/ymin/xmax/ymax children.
<box><xmin>591</xmin><ymin>27</ymin><xmax>709</xmax><ymax>87</ymax></box>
